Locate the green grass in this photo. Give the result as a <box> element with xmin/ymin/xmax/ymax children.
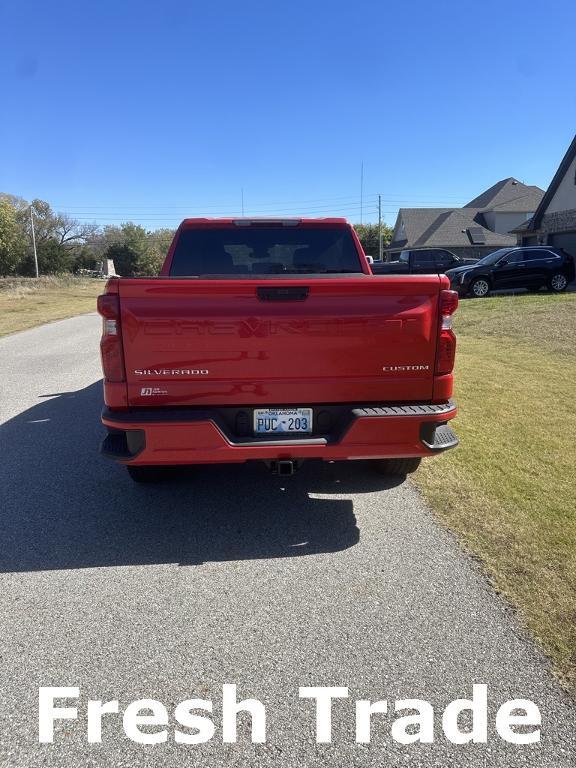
<box><xmin>414</xmin><ymin>292</ymin><xmax>576</xmax><ymax>688</ymax></box>
<box><xmin>0</xmin><ymin>276</ymin><xmax>102</xmax><ymax>336</ymax></box>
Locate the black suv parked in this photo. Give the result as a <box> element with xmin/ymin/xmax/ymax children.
<box><xmin>372</xmin><ymin>248</ymin><xmax>476</xmax><ymax>275</ymax></box>
<box><xmin>445</xmin><ymin>246</ymin><xmax>575</xmax><ymax>298</ymax></box>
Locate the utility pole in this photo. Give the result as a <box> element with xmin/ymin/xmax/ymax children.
<box><xmin>30</xmin><ymin>206</ymin><xmax>39</xmax><ymax>278</ymax></box>
<box><xmin>378</xmin><ymin>194</ymin><xmax>383</xmax><ymax>262</ymax></box>
<box><xmin>360</xmin><ymin>161</ymin><xmax>364</xmax><ymax>224</ymax></box>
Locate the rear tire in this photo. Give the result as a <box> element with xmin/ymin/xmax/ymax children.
<box><xmin>548</xmin><ymin>273</ymin><xmax>568</xmax><ymax>293</ymax></box>
<box><xmin>469</xmin><ymin>277</ymin><xmax>490</xmax><ymax>298</ymax></box>
<box><xmin>373</xmin><ymin>457</ymin><xmax>422</xmax><ymax>476</ymax></box>
<box><xmin>126</xmin><ymin>465</ymin><xmax>166</xmax><ymax>483</ymax></box>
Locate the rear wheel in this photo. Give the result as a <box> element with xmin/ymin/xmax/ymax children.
<box><xmin>469</xmin><ymin>277</ymin><xmax>490</xmax><ymax>298</ymax></box>
<box><xmin>126</xmin><ymin>465</ymin><xmax>167</xmax><ymax>483</ymax></box>
<box><xmin>549</xmin><ymin>273</ymin><xmax>568</xmax><ymax>293</ymax></box>
<box><xmin>373</xmin><ymin>457</ymin><xmax>421</xmax><ymax>476</ymax></box>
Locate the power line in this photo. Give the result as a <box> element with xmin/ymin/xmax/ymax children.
<box><xmin>59</xmin><ymin>200</ymin><xmax>385</xmax><ymax>212</ymax></box>
<box><xmin>50</xmin><ymin>193</ymin><xmax>382</xmax><ymax>211</ymax></box>
<box><xmin>65</xmin><ymin>205</ymin><xmax>444</xmax><ymax>217</ymax></box>
<box><xmin>68</xmin><ymin>202</ymin><xmax>383</xmax><ymax>221</ymax></box>
<box><xmin>52</xmin><ymin>199</ymin><xmax>465</xmax><ymax>217</ymax></box>
<box><xmin>360</xmin><ymin>161</ymin><xmax>364</xmax><ymax>225</ymax></box>
<box><xmin>71</xmin><ymin>213</ymin><xmax>382</xmax><ymax>222</ymax></box>
<box><xmin>50</xmin><ymin>192</ymin><xmax>467</xmax><ymax>211</ymax></box>
<box><xmin>29</xmin><ymin>206</ymin><xmax>39</xmax><ymax>278</ymax></box>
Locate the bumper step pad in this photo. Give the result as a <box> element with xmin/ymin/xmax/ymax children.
<box><xmin>420</xmin><ymin>423</ymin><xmax>459</xmax><ymax>451</ymax></box>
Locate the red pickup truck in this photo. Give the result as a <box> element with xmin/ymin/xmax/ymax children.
<box><xmin>97</xmin><ymin>218</ymin><xmax>458</xmax><ymax>482</ymax></box>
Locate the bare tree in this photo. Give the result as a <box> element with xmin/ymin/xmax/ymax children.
<box><xmin>54</xmin><ymin>214</ymin><xmax>100</xmax><ymax>249</ymax></box>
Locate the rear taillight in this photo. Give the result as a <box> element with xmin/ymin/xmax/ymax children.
<box><xmin>97</xmin><ymin>290</ymin><xmax>126</xmax><ymax>383</ymax></box>
<box><xmin>435</xmin><ymin>289</ymin><xmax>458</xmax><ymax>376</ymax></box>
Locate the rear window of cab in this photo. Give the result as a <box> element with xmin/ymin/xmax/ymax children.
<box><xmin>169</xmin><ymin>226</ymin><xmax>364</xmax><ymax>276</ymax></box>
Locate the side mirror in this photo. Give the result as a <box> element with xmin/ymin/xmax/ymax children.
<box><xmin>498</xmin><ymin>258</ymin><xmax>509</xmax><ymax>266</ymax></box>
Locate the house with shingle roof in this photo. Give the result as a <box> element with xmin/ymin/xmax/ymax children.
<box><xmin>513</xmin><ymin>135</ymin><xmax>576</xmax><ymax>257</ymax></box>
<box><xmin>387</xmin><ymin>178</ymin><xmax>544</xmax><ymax>260</ymax></box>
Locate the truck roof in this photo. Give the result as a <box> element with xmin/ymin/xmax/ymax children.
<box><xmin>179</xmin><ymin>217</ymin><xmax>350</xmax><ymax>228</ymax></box>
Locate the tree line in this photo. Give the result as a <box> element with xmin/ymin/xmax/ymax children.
<box><xmin>0</xmin><ymin>193</ymin><xmax>393</xmax><ymax>277</ymax></box>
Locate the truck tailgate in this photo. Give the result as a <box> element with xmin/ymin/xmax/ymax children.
<box><xmin>118</xmin><ymin>275</ymin><xmax>441</xmax><ymax>407</ymax></box>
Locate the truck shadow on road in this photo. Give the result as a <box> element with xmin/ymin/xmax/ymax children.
<box><xmin>0</xmin><ymin>383</ymin><xmax>404</xmax><ymax>573</ymax></box>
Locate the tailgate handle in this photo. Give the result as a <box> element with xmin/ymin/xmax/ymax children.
<box><xmin>257</xmin><ymin>286</ymin><xmax>309</xmax><ymax>301</ymax></box>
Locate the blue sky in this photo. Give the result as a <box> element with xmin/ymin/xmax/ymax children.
<box><xmin>1</xmin><ymin>0</ymin><xmax>575</xmax><ymax>229</ymax></box>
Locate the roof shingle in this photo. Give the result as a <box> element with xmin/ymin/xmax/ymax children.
<box><xmin>392</xmin><ymin>208</ymin><xmax>516</xmax><ymax>249</ymax></box>
<box><xmin>464</xmin><ymin>178</ymin><xmax>544</xmax><ymax>212</ymax></box>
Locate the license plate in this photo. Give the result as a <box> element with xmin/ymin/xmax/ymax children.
<box><xmin>254</xmin><ymin>408</ymin><xmax>313</xmax><ymax>435</ymax></box>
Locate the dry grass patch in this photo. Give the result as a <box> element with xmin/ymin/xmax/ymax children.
<box><xmin>414</xmin><ymin>292</ymin><xmax>576</xmax><ymax>688</ymax></box>
<box><xmin>0</xmin><ymin>276</ymin><xmax>103</xmax><ymax>336</ymax></box>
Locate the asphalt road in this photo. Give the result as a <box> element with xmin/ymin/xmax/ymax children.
<box><xmin>0</xmin><ymin>313</ymin><xmax>574</xmax><ymax>768</ymax></box>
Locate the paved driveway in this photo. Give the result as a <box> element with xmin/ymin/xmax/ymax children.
<box><xmin>0</xmin><ymin>314</ymin><xmax>574</xmax><ymax>767</ymax></box>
